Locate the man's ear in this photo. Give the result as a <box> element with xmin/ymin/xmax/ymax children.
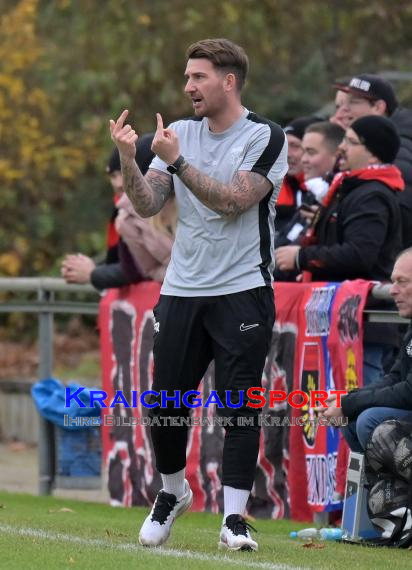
<box><xmin>373</xmin><ymin>99</ymin><xmax>389</xmax><ymax>116</ymax></box>
<box><xmin>367</xmin><ymin>155</ymin><xmax>381</xmax><ymax>166</ymax></box>
<box><xmin>224</xmin><ymin>72</ymin><xmax>237</xmax><ymax>92</ymax></box>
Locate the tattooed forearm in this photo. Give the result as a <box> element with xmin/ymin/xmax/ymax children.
<box><xmin>121</xmin><ymin>157</ymin><xmax>172</xmax><ymax>217</ymax></box>
<box><xmin>145</xmin><ymin>170</ymin><xmax>174</xmax><ymax>212</ymax></box>
<box><xmin>177</xmin><ymin>161</ymin><xmax>271</xmax><ymax>217</ymax></box>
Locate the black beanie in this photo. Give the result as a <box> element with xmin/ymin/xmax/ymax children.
<box><xmin>105</xmin><ymin>133</ymin><xmax>155</xmax><ymax>176</ymax></box>
<box><xmin>350</xmin><ymin>116</ymin><xmax>400</xmax><ymax>164</ymax></box>
<box><xmin>283</xmin><ymin>116</ymin><xmax>320</xmax><ymax>140</ymax></box>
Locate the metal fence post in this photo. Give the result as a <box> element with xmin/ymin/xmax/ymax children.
<box><xmin>37</xmin><ymin>287</ymin><xmax>55</xmax><ymax>495</ymax></box>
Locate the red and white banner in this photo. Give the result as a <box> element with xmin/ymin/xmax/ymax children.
<box><xmin>328</xmin><ymin>279</ymin><xmax>373</xmax><ymax>498</ymax></box>
<box><xmin>99</xmin><ymin>280</ymin><xmax>370</xmax><ymax>519</ymax></box>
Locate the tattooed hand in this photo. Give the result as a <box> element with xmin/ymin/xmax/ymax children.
<box><xmin>151</xmin><ymin>113</ymin><xmax>180</xmax><ymax>165</ymax></box>
<box><xmin>108</xmin><ymin>110</ymin><xmax>172</xmax><ymax>217</ymax></box>
<box><xmin>109</xmin><ymin>110</ymin><xmax>138</xmax><ymax>160</ymax></box>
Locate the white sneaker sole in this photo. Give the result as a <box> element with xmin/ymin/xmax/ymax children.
<box><xmin>218</xmin><ymin>539</ymin><xmax>258</xmax><ymax>552</ymax></box>
<box><xmin>138</xmin><ymin>485</ymin><xmax>193</xmax><ymax>547</ymax></box>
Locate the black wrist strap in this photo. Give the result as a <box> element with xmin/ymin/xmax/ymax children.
<box><xmin>167</xmin><ymin>155</ymin><xmax>185</xmax><ymax>175</ymax></box>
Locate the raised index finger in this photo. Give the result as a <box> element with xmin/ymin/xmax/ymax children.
<box><xmin>114</xmin><ymin>109</ymin><xmax>129</xmax><ymax>131</ymax></box>
<box><xmin>156</xmin><ymin>112</ymin><xmax>164</xmax><ymax>132</ymax></box>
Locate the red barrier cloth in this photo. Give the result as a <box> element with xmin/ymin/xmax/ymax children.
<box><xmin>328</xmin><ymin>279</ymin><xmax>373</xmax><ymax>498</ymax></box>
<box><xmin>99</xmin><ymin>280</ymin><xmax>370</xmax><ymax>519</ymax></box>
<box><xmin>280</xmin><ymin>281</ymin><xmax>370</xmax><ymax>520</ymax></box>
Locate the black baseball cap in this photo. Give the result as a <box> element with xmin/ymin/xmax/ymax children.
<box><xmin>333</xmin><ymin>74</ymin><xmax>398</xmax><ymax>115</ymax></box>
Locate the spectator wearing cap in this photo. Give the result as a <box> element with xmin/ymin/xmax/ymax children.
<box><xmin>334</xmin><ymin>73</ymin><xmax>412</xmax><ymax>248</ymax></box>
<box><xmin>275</xmin><ymin>115</ymin><xmax>404</xmax><ymax>385</ymax></box>
<box><xmin>61</xmin><ymin>133</ymin><xmax>155</xmax><ymax>290</ymax></box>
<box><xmin>275</xmin><ymin>116</ymin><xmax>319</xmax><ymax>236</ymax></box>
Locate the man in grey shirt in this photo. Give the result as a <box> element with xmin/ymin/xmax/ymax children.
<box><xmin>110</xmin><ymin>38</ymin><xmax>287</xmax><ymax>552</ymax></box>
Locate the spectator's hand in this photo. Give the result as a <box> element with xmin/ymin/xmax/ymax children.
<box><xmin>316</xmin><ymin>393</ymin><xmax>346</xmax><ymax>420</ymax></box>
<box><xmin>109</xmin><ymin>110</ymin><xmax>138</xmax><ymax>160</ymax></box>
<box><xmin>325</xmin><ymin>393</ymin><xmax>337</xmax><ymax>406</ymax></box>
<box><xmin>61</xmin><ymin>254</ymin><xmax>96</xmax><ymax>284</ymax></box>
<box><xmin>316</xmin><ymin>401</ymin><xmax>345</xmax><ymax>420</ymax></box>
<box><xmin>300</xmin><ymin>204</ymin><xmax>319</xmax><ymax>223</ymax></box>
<box><xmin>275</xmin><ymin>245</ymin><xmax>301</xmax><ymax>272</ymax></box>
<box><xmin>151</xmin><ymin>113</ymin><xmax>180</xmax><ymax>165</ymax></box>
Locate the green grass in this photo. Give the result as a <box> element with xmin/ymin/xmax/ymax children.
<box><xmin>0</xmin><ymin>491</ymin><xmax>410</xmax><ymax>570</ymax></box>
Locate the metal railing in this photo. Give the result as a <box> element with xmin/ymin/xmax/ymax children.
<box><xmin>0</xmin><ymin>277</ymin><xmax>407</xmax><ymax>495</ymax></box>
<box><xmin>0</xmin><ymin>278</ymin><xmax>99</xmax><ymax>495</ymax></box>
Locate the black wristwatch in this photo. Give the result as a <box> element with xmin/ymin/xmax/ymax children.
<box><xmin>167</xmin><ymin>155</ymin><xmax>185</xmax><ymax>175</ymax></box>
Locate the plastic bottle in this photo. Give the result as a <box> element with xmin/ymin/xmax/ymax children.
<box><xmin>290</xmin><ymin>527</ymin><xmax>343</xmax><ymax>541</ymax></box>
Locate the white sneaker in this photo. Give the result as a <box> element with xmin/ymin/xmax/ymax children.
<box><xmin>139</xmin><ymin>479</ymin><xmax>193</xmax><ymax>547</ymax></box>
<box><xmin>219</xmin><ymin>514</ymin><xmax>258</xmax><ymax>551</ymax></box>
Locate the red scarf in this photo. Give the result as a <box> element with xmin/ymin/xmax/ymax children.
<box><xmin>322</xmin><ymin>164</ymin><xmax>404</xmax><ymax>207</ymax></box>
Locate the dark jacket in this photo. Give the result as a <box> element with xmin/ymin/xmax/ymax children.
<box><xmin>341</xmin><ymin>323</ymin><xmax>412</xmax><ymax>421</ymax></box>
<box><xmin>275</xmin><ymin>174</ymin><xmax>305</xmax><ymax>234</ymax></box>
<box><xmin>274</xmin><ymin>191</ymin><xmax>319</xmax><ymax>282</ymax></box>
<box><xmin>90</xmin><ymin>240</ymin><xmax>144</xmax><ymax>291</ymax></box>
<box><xmin>275</xmin><ymin>189</ymin><xmax>320</xmax><ymax>249</ymax></box>
<box><xmin>298</xmin><ymin>176</ymin><xmax>402</xmax><ymax>282</ymax></box>
<box><xmin>391</xmin><ymin>107</ymin><xmax>412</xmax><ymax>248</ymax></box>
<box><xmin>298</xmin><ymin>171</ymin><xmax>403</xmax><ymax>346</ymax></box>
<box><xmin>90</xmin><ymin>262</ymin><xmax>134</xmax><ymax>291</ymax></box>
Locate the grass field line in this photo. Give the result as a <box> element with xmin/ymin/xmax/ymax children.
<box><xmin>0</xmin><ymin>523</ymin><xmax>309</xmax><ymax>570</ymax></box>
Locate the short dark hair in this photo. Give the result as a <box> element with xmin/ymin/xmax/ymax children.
<box><xmin>186</xmin><ymin>38</ymin><xmax>249</xmax><ymax>91</ymax></box>
<box><xmin>305</xmin><ymin>121</ymin><xmax>345</xmax><ymax>152</ymax></box>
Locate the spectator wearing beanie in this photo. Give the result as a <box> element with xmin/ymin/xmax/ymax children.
<box><xmin>276</xmin><ymin>115</ymin><xmax>404</xmax><ymax>385</ymax></box>
<box><xmin>275</xmin><ymin>116</ymin><xmax>320</xmax><ymax>236</ymax></box>
<box><xmin>333</xmin><ymin>73</ymin><xmax>412</xmax><ymax>248</ymax></box>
